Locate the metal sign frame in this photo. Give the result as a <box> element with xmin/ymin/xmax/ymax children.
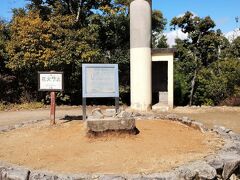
<box><xmin>82</xmin><ymin>64</ymin><xmax>119</xmax><ymax>98</ymax></box>
<box><xmin>82</xmin><ymin>64</ymin><xmax>119</xmax><ymax>120</ymax></box>
<box><xmin>38</xmin><ymin>71</ymin><xmax>64</xmax><ymax>92</ymax></box>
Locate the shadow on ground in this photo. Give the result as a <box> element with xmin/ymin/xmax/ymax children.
<box><xmin>60</xmin><ymin>115</ymin><xmax>83</xmax><ymax>122</ymax></box>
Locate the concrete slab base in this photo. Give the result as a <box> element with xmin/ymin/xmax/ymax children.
<box><xmin>152</xmin><ymin>103</ymin><xmax>170</xmax><ymax>112</ymax></box>
<box><xmin>85</xmin><ymin>117</ymin><xmax>136</xmax><ymax>133</ymax></box>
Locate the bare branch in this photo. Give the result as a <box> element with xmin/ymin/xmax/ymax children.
<box><xmin>76</xmin><ymin>0</ymin><xmax>83</xmax><ymax>22</ymax></box>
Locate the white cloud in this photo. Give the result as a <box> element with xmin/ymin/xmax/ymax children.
<box><xmin>176</xmin><ymin>11</ymin><xmax>197</xmax><ymax>18</ymax></box>
<box><xmin>224</xmin><ymin>28</ymin><xmax>240</xmax><ymax>42</ymax></box>
<box><xmin>162</xmin><ymin>11</ymin><xmax>197</xmax><ymax>47</ymax></box>
<box><xmin>164</xmin><ymin>28</ymin><xmax>240</xmax><ymax>47</ymax></box>
<box><xmin>164</xmin><ymin>29</ymin><xmax>188</xmax><ymax>47</ymax></box>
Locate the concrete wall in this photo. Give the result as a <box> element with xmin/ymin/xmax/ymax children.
<box><xmin>152</xmin><ymin>52</ymin><xmax>174</xmax><ymax>108</ymax></box>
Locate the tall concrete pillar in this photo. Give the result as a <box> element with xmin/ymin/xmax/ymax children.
<box><xmin>130</xmin><ymin>0</ymin><xmax>152</xmax><ymax>111</ymax></box>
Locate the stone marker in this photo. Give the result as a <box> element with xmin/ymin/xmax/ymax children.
<box><xmin>86</xmin><ymin>117</ymin><xmax>136</xmax><ymax>133</ymax></box>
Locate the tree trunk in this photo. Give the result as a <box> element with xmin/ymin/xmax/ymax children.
<box><xmin>189</xmin><ymin>69</ymin><xmax>197</xmax><ymax>106</ymax></box>
<box><xmin>68</xmin><ymin>0</ymin><xmax>74</xmax><ymax>14</ymax></box>
<box><xmin>76</xmin><ymin>0</ymin><xmax>83</xmax><ymax>22</ymax></box>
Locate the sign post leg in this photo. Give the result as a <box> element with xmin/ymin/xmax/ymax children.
<box><xmin>83</xmin><ymin>98</ymin><xmax>86</xmax><ymax>121</ymax></box>
<box><xmin>115</xmin><ymin>97</ymin><xmax>119</xmax><ymax>114</ymax></box>
<box><xmin>50</xmin><ymin>91</ymin><xmax>56</xmax><ymax>125</ymax></box>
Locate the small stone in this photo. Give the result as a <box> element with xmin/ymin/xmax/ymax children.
<box><xmin>91</xmin><ymin>108</ymin><xmax>104</xmax><ymax>119</ymax></box>
<box><xmin>105</xmin><ymin>109</ymin><xmax>117</xmax><ymax>117</ymax></box>
<box><xmin>191</xmin><ymin>121</ymin><xmax>207</xmax><ymax>133</ymax></box>
<box><xmin>0</xmin><ymin>166</ymin><xmax>6</xmax><ymax>174</ymax></box>
<box><xmin>143</xmin><ymin>172</ymin><xmax>177</xmax><ymax>179</ymax></box>
<box><xmin>99</xmin><ymin>175</ymin><xmax>126</xmax><ymax>180</ymax></box>
<box><xmin>117</xmin><ymin>111</ymin><xmax>132</xmax><ymax>118</ymax></box>
<box><xmin>133</xmin><ymin>112</ymin><xmax>141</xmax><ymax>117</ymax></box>
<box><xmin>219</xmin><ymin>151</ymin><xmax>240</xmax><ymax>162</ymax></box>
<box><xmin>71</xmin><ymin>173</ymin><xmax>91</xmax><ymax>179</ymax></box>
<box><xmin>14</xmin><ymin>124</ymin><xmax>23</xmax><ymax>129</ymax></box>
<box><xmin>125</xmin><ymin>174</ymin><xmax>142</xmax><ymax>180</ymax></box>
<box><xmin>177</xmin><ymin>161</ymin><xmax>217</xmax><ymax>180</ymax></box>
<box><xmin>229</xmin><ymin>174</ymin><xmax>238</xmax><ymax>180</ymax></box>
<box><xmin>0</xmin><ymin>127</ymin><xmax>5</xmax><ymax>132</ymax></box>
<box><xmin>29</xmin><ymin>172</ymin><xmax>52</xmax><ymax>180</ymax></box>
<box><xmin>222</xmin><ymin>159</ymin><xmax>240</xmax><ymax>180</ymax></box>
<box><xmin>224</xmin><ymin>142</ymin><xmax>240</xmax><ymax>152</ymax></box>
<box><xmin>1</xmin><ymin>168</ymin><xmax>30</xmax><ymax>180</ymax></box>
<box><xmin>166</xmin><ymin>114</ymin><xmax>178</xmax><ymax>120</ymax></box>
<box><xmin>29</xmin><ymin>171</ymin><xmax>73</xmax><ymax>180</ymax></box>
<box><xmin>207</xmin><ymin>158</ymin><xmax>224</xmax><ymax>172</ymax></box>
<box><xmin>0</xmin><ymin>126</ymin><xmax>10</xmax><ymax>132</ymax></box>
<box><xmin>229</xmin><ymin>133</ymin><xmax>240</xmax><ymax>141</ymax></box>
<box><xmin>213</xmin><ymin>126</ymin><xmax>232</xmax><ymax>134</ymax></box>
<box><xmin>181</xmin><ymin>116</ymin><xmax>192</xmax><ymax>126</ymax></box>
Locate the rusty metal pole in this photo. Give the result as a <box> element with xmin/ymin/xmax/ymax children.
<box><xmin>50</xmin><ymin>91</ymin><xmax>56</xmax><ymax>125</ymax></box>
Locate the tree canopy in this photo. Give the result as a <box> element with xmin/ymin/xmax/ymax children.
<box><xmin>172</xmin><ymin>12</ymin><xmax>240</xmax><ymax>106</ymax></box>
<box><xmin>0</xmin><ymin>3</ymin><xmax>239</xmax><ymax>106</ymax></box>
<box><xmin>0</xmin><ymin>0</ymin><xmax>168</xmax><ymax>105</ymax></box>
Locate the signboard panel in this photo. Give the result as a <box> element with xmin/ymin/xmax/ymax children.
<box><xmin>38</xmin><ymin>72</ymin><xmax>64</xmax><ymax>91</ymax></box>
<box><xmin>82</xmin><ymin>64</ymin><xmax>119</xmax><ymax>98</ymax></box>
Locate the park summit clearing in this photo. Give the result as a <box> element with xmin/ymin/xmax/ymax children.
<box><xmin>0</xmin><ymin>119</ymin><xmax>223</xmax><ymax>174</ymax></box>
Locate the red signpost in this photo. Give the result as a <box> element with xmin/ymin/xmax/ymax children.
<box><xmin>50</xmin><ymin>91</ymin><xmax>56</xmax><ymax>125</ymax></box>
<box><xmin>38</xmin><ymin>71</ymin><xmax>64</xmax><ymax>126</ymax></box>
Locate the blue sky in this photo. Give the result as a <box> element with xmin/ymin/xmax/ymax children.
<box><xmin>153</xmin><ymin>0</ymin><xmax>240</xmax><ymax>33</ymax></box>
<box><xmin>1</xmin><ymin>0</ymin><xmax>240</xmax><ymax>33</ymax></box>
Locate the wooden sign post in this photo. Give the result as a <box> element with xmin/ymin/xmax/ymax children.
<box><xmin>50</xmin><ymin>91</ymin><xmax>56</xmax><ymax>125</ymax></box>
<box><xmin>38</xmin><ymin>71</ymin><xmax>64</xmax><ymax>125</ymax></box>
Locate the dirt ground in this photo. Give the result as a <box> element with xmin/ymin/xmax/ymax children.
<box><xmin>0</xmin><ymin>107</ymin><xmax>82</xmax><ymax>127</ymax></box>
<box><xmin>0</xmin><ymin>106</ymin><xmax>239</xmax><ymax>133</ymax></box>
<box><xmin>168</xmin><ymin>106</ymin><xmax>240</xmax><ymax>133</ymax></box>
<box><xmin>0</xmin><ymin>120</ymin><xmax>223</xmax><ymax>174</ymax></box>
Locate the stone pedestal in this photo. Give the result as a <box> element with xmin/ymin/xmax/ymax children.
<box><xmin>85</xmin><ymin>117</ymin><xmax>136</xmax><ymax>133</ymax></box>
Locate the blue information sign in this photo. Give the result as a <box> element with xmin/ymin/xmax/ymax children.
<box><xmin>82</xmin><ymin>64</ymin><xmax>119</xmax><ymax>98</ymax></box>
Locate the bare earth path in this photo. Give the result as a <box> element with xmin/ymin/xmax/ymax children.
<box><xmin>0</xmin><ymin>106</ymin><xmax>82</xmax><ymax>127</ymax></box>
<box><xmin>168</xmin><ymin>106</ymin><xmax>240</xmax><ymax>133</ymax></box>
<box><xmin>0</xmin><ymin>106</ymin><xmax>237</xmax><ymax>174</ymax></box>
<box><xmin>0</xmin><ymin>120</ymin><xmax>222</xmax><ymax>174</ymax></box>
<box><xmin>0</xmin><ymin>106</ymin><xmax>239</xmax><ymax>133</ymax></box>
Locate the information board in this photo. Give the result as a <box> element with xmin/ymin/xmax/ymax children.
<box><xmin>82</xmin><ymin>64</ymin><xmax>119</xmax><ymax>98</ymax></box>
<box><xmin>38</xmin><ymin>71</ymin><xmax>64</xmax><ymax>91</ymax></box>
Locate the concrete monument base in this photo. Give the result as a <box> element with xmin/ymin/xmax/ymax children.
<box><xmin>85</xmin><ymin>117</ymin><xmax>136</xmax><ymax>133</ymax></box>
<box><xmin>152</xmin><ymin>103</ymin><xmax>170</xmax><ymax>112</ymax></box>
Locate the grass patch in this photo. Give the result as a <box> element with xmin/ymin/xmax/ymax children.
<box><xmin>0</xmin><ymin>102</ymin><xmax>46</xmax><ymax>111</ymax></box>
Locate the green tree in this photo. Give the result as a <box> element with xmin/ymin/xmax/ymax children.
<box><xmin>27</xmin><ymin>0</ymin><xmax>112</xmax><ymax>24</ymax></box>
<box><xmin>0</xmin><ymin>20</ymin><xmax>19</xmax><ymax>103</ymax></box>
<box><xmin>196</xmin><ymin>58</ymin><xmax>240</xmax><ymax>105</ymax></box>
<box><xmin>171</xmin><ymin>12</ymin><xmax>226</xmax><ymax>105</ymax></box>
<box><xmin>152</xmin><ymin>10</ymin><xmax>168</xmax><ymax>48</ymax></box>
<box><xmin>229</xmin><ymin>36</ymin><xmax>240</xmax><ymax>58</ymax></box>
<box><xmin>0</xmin><ymin>20</ymin><xmax>8</xmax><ymax>69</ymax></box>
<box><xmin>5</xmin><ymin>0</ymin><xmax>168</xmax><ymax>104</ymax></box>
